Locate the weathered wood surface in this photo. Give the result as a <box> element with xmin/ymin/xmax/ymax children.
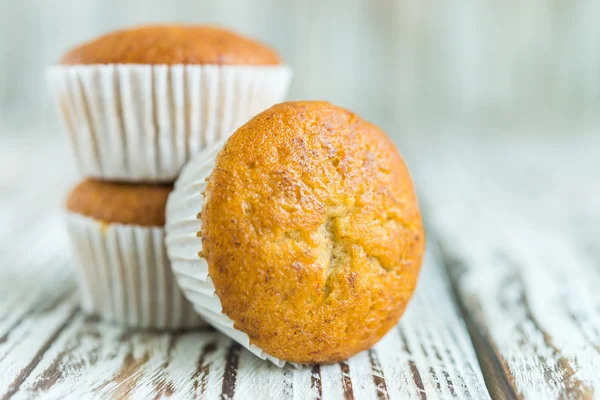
<box><xmin>0</xmin><ymin>135</ymin><xmax>489</xmax><ymax>399</ymax></box>
<box><xmin>411</xmin><ymin>132</ymin><xmax>600</xmax><ymax>399</ymax></box>
<box><xmin>3</xmin><ymin>131</ymin><xmax>600</xmax><ymax>399</ymax></box>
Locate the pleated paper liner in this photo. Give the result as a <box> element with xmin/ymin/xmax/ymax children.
<box><xmin>66</xmin><ymin>212</ymin><xmax>204</xmax><ymax>329</ymax></box>
<box><xmin>165</xmin><ymin>141</ymin><xmax>297</xmax><ymax>367</ymax></box>
<box><xmin>48</xmin><ymin>64</ymin><xmax>292</xmax><ymax>182</ymax></box>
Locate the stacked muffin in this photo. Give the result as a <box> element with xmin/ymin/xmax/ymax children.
<box><xmin>50</xmin><ymin>25</ymin><xmax>292</xmax><ymax>329</ymax></box>
<box><xmin>50</xmin><ymin>24</ymin><xmax>425</xmax><ymax>367</ymax></box>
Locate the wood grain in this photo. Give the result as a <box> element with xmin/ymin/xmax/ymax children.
<box><xmin>0</xmin><ymin>137</ymin><xmax>490</xmax><ymax>399</ymax></box>
<box><xmin>7</xmin><ymin>129</ymin><xmax>600</xmax><ymax>399</ymax></box>
<box><xmin>413</xmin><ymin>133</ymin><xmax>600</xmax><ymax>399</ymax></box>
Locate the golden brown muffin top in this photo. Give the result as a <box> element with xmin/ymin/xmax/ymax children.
<box><xmin>59</xmin><ymin>25</ymin><xmax>282</xmax><ymax>65</ymax></box>
<box><xmin>66</xmin><ymin>179</ymin><xmax>172</xmax><ymax>226</ymax></box>
<box><xmin>201</xmin><ymin>101</ymin><xmax>425</xmax><ymax>363</ymax></box>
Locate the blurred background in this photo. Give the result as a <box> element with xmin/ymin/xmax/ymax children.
<box><xmin>2</xmin><ymin>0</ymin><xmax>600</xmax><ymax>138</ymax></box>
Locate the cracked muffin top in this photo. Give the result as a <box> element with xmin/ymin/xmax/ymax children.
<box><xmin>66</xmin><ymin>179</ymin><xmax>172</xmax><ymax>226</ymax></box>
<box><xmin>59</xmin><ymin>25</ymin><xmax>282</xmax><ymax>65</ymax></box>
<box><xmin>201</xmin><ymin>101</ymin><xmax>425</xmax><ymax>363</ymax></box>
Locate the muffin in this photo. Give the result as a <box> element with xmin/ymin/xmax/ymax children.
<box><xmin>49</xmin><ymin>25</ymin><xmax>292</xmax><ymax>182</ymax></box>
<box><xmin>66</xmin><ymin>179</ymin><xmax>203</xmax><ymax>329</ymax></box>
<box><xmin>166</xmin><ymin>101</ymin><xmax>425</xmax><ymax>364</ymax></box>
<box><xmin>59</xmin><ymin>25</ymin><xmax>282</xmax><ymax>65</ymax></box>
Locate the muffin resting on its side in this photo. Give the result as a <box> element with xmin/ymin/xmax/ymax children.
<box><xmin>66</xmin><ymin>179</ymin><xmax>203</xmax><ymax>329</ymax></box>
<box><xmin>49</xmin><ymin>24</ymin><xmax>292</xmax><ymax>182</ymax></box>
<box><xmin>59</xmin><ymin>25</ymin><xmax>281</xmax><ymax>65</ymax></box>
<box><xmin>166</xmin><ymin>101</ymin><xmax>425</xmax><ymax>364</ymax></box>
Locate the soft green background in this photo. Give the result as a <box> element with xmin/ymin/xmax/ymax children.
<box><xmin>1</xmin><ymin>0</ymin><xmax>599</xmax><ymax>136</ymax></box>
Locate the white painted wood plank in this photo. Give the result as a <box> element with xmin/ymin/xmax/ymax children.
<box><xmin>0</xmin><ymin>137</ymin><xmax>489</xmax><ymax>399</ymax></box>
<box><xmin>412</xmin><ymin>132</ymin><xmax>600</xmax><ymax>399</ymax></box>
<box><xmin>4</xmin><ymin>249</ymin><xmax>489</xmax><ymax>400</ymax></box>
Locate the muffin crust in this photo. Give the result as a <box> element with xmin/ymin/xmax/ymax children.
<box><xmin>66</xmin><ymin>179</ymin><xmax>172</xmax><ymax>226</ymax></box>
<box><xmin>201</xmin><ymin>101</ymin><xmax>425</xmax><ymax>363</ymax></box>
<box><xmin>59</xmin><ymin>25</ymin><xmax>281</xmax><ymax>65</ymax></box>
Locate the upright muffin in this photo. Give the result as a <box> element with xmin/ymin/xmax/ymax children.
<box><xmin>66</xmin><ymin>179</ymin><xmax>202</xmax><ymax>329</ymax></box>
<box><xmin>166</xmin><ymin>101</ymin><xmax>425</xmax><ymax>364</ymax></box>
<box><xmin>49</xmin><ymin>25</ymin><xmax>292</xmax><ymax>182</ymax></box>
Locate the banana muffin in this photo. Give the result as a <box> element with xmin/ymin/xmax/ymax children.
<box><xmin>166</xmin><ymin>101</ymin><xmax>425</xmax><ymax>364</ymax></box>
<box><xmin>49</xmin><ymin>25</ymin><xmax>292</xmax><ymax>182</ymax></box>
<box><xmin>59</xmin><ymin>25</ymin><xmax>281</xmax><ymax>65</ymax></box>
<box><xmin>66</xmin><ymin>179</ymin><xmax>203</xmax><ymax>329</ymax></box>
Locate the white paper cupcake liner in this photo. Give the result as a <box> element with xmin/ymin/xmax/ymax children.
<box><xmin>165</xmin><ymin>141</ymin><xmax>293</xmax><ymax>367</ymax></box>
<box><xmin>48</xmin><ymin>64</ymin><xmax>292</xmax><ymax>182</ymax></box>
<box><xmin>65</xmin><ymin>211</ymin><xmax>204</xmax><ymax>329</ymax></box>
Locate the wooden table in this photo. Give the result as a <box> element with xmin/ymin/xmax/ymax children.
<box><xmin>1</xmin><ymin>130</ymin><xmax>598</xmax><ymax>399</ymax></box>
